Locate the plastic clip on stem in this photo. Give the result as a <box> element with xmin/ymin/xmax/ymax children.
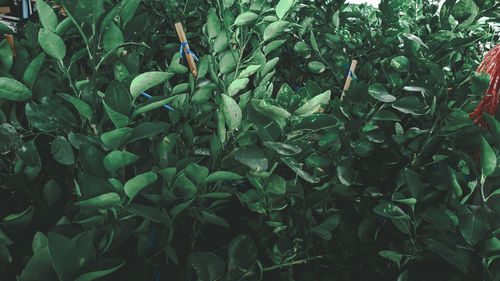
<box><xmin>140</xmin><ymin>92</ymin><xmax>174</xmax><ymax>111</ymax></box>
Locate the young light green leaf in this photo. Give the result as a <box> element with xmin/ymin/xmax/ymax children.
<box><xmin>124</xmin><ymin>172</ymin><xmax>158</xmax><ymax>200</ymax></box>
<box><xmin>233</xmin><ymin>12</ymin><xmax>258</xmax><ymax>26</ymax></box>
<box><xmin>480</xmin><ymin>136</ymin><xmax>496</xmax><ymax>177</ymax></box>
<box><xmin>263</xmin><ymin>20</ymin><xmax>289</xmax><ymax>41</ymax></box>
<box><xmin>276</xmin><ymin>0</ymin><xmax>294</xmax><ymax>19</ymax></box>
<box><xmin>207</xmin><ymin>8</ymin><xmax>221</xmax><ymax>38</ymax></box>
<box><xmin>103</xmin><ymin>151</ymin><xmax>140</xmax><ymax>174</ymax></box>
<box><xmin>103</xmin><ymin>23</ymin><xmax>124</xmax><ymax>52</ymax></box>
<box><xmin>221</xmin><ymin>94</ymin><xmax>242</xmax><ymax>131</ymax></box>
<box><xmin>204</xmin><ymin>171</ymin><xmax>243</xmax><ymax>183</ymax></box>
<box><xmin>37</xmin><ymin>0</ymin><xmax>58</xmax><ymax>32</ymax></box>
<box><xmin>38</xmin><ymin>28</ymin><xmax>66</xmax><ymax>59</ymax></box>
<box><xmin>294</xmin><ymin>90</ymin><xmax>331</xmax><ymax>116</ymax></box>
<box><xmin>75</xmin><ymin>193</ymin><xmax>121</xmax><ymax>208</ymax></box>
<box><xmin>368</xmin><ymin>83</ymin><xmax>396</xmax><ymax>102</ymax></box>
<box><xmin>130</xmin><ymin>72</ymin><xmax>173</xmax><ymax>98</ymax></box>
<box><xmin>0</xmin><ymin>77</ymin><xmax>32</xmax><ymax>101</ymax></box>
<box><xmin>23</xmin><ymin>53</ymin><xmax>46</xmax><ymax>89</ymax></box>
<box><xmin>228</xmin><ymin>78</ymin><xmax>249</xmax><ymax>96</ymax></box>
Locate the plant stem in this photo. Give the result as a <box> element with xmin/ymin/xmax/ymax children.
<box><xmin>262</xmin><ymin>256</ymin><xmax>323</xmax><ymax>272</ymax></box>
<box><xmin>58</xmin><ymin>60</ymin><xmax>79</xmax><ymax>96</ymax></box>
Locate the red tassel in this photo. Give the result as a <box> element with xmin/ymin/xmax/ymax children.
<box><xmin>469</xmin><ymin>44</ymin><xmax>500</xmax><ymax>128</ymax></box>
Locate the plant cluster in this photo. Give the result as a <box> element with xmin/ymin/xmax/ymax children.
<box><xmin>0</xmin><ymin>0</ymin><xmax>499</xmax><ymax>280</ymax></box>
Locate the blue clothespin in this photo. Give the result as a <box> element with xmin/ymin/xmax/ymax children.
<box><xmin>148</xmin><ymin>226</ymin><xmax>156</xmax><ymax>248</ymax></box>
<box><xmin>140</xmin><ymin>92</ymin><xmax>174</xmax><ymax>111</ymax></box>
<box><xmin>179</xmin><ymin>41</ymin><xmax>199</xmax><ymax>62</ymax></box>
<box><xmin>343</xmin><ymin>63</ymin><xmax>359</xmax><ymax>83</ymax></box>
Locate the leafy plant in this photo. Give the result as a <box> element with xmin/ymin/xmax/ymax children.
<box><xmin>0</xmin><ymin>0</ymin><xmax>499</xmax><ymax>280</ymax></box>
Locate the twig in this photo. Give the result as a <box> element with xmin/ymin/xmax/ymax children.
<box><xmin>262</xmin><ymin>256</ymin><xmax>323</xmax><ymax>272</ymax></box>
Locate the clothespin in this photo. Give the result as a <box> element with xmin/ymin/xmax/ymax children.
<box><xmin>4</xmin><ymin>34</ymin><xmax>15</xmax><ymax>57</ymax></box>
<box><xmin>340</xmin><ymin>59</ymin><xmax>358</xmax><ymax>101</ymax></box>
<box><xmin>174</xmin><ymin>22</ymin><xmax>198</xmax><ymax>79</ymax></box>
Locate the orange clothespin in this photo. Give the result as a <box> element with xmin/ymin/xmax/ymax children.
<box><xmin>174</xmin><ymin>22</ymin><xmax>198</xmax><ymax>79</ymax></box>
<box><xmin>341</xmin><ymin>59</ymin><xmax>358</xmax><ymax>101</ymax></box>
<box><xmin>4</xmin><ymin>34</ymin><xmax>15</xmax><ymax>57</ymax></box>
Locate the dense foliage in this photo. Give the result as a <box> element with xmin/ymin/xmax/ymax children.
<box><xmin>1</xmin><ymin>0</ymin><xmax>500</xmax><ymax>280</ymax></box>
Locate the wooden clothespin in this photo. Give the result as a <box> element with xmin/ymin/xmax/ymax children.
<box><xmin>4</xmin><ymin>34</ymin><xmax>15</xmax><ymax>57</ymax></box>
<box><xmin>340</xmin><ymin>59</ymin><xmax>358</xmax><ymax>101</ymax></box>
<box><xmin>174</xmin><ymin>22</ymin><xmax>197</xmax><ymax>79</ymax></box>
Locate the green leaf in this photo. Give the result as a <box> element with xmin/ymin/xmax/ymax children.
<box><xmin>480</xmin><ymin>136</ymin><xmax>496</xmax><ymax>177</ymax></box>
<box><xmin>0</xmin><ymin>40</ymin><xmax>13</xmax><ymax>71</ymax></box>
<box><xmin>182</xmin><ymin>163</ymin><xmax>208</xmax><ymax>186</ymax></box>
<box><xmin>228</xmin><ymin>235</ymin><xmax>257</xmax><ymax>272</ymax></box>
<box><xmin>459</xmin><ymin>214</ymin><xmax>488</xmax><ymax>245</ymax></box>
<box><xmin>173</xmin><ymin>174</ymin><xmax>198</xmax><ymax>199</ymax></box>
<box><xmin>103</xmin><ymin>102</ymin><xmax>129</xmax><ymax>128</ymax></box>
<box><xmin>451</xmin><ymin>0</ymin><xmax>479</xmax><ymax>21</ymax></box>
<box><xmin>276</xmin><ymin>0</ymin><xmax>293</xmax><ymax>19</ymax></box>
<box><xmin>58</xmin><ymin>93</ymin><xmax>93</xmax><ymax>122</ymax></box>
<box><xmin>127</xmin><ymin>203</ymin><xmax>169</xmax><ymax>223</ymax></box>
<box><xmin>312</xmin><ymin>215</ymin><xmax>341</xmax><ymax>240</ymax></box>
<box><xmin>263</xmin><ymin>20</ymin><xmax>289</xmax><ymax>41</ymax></box>
<box><xmin>51</xmin><ymin>136</ymin><xmax>75</xmax><ymax>165</ymax></box>
<box><xmin>0</xmin><ymin>21</ymin><xmax>12</xmax><ymax>34</ymax></box>
<box><xmin>201</xmin><ymin>211</ymin><xmax>230</xmax><ymax>228</ymax></box>
<box><xmin>204</xmin><ymin>171</ymin><xmax>243</xmax><ymax>183</ymax></box>
<box><xmin>17</xmin><ymin>140</ymin><xmax>41</xmax><ymax>169</ymax></box>
<box><xmin>390</xmin><ymin>56</ymin><xmax>410</xmax><ymax>73</ymax></box>
<box><xmin>23</xmin><ymin>53</ymin><xmax>46</xmax><ymax>89</ymax></box>
<box><xmin>124</xmin><ymin>172</ymin><xmax>158</xmax><ymax>200</ymax></box>
<box><xmin>132</xmin><ymin>97</ymin><xmax>173</xmax><ymax>117</ymax></box>
<box><xmin>233</xmin><ymin>12</ymin><xmax>258</xmax><ymax>26</ymax></box>
<box><xmin>20</xmin><ymin>248</ymin><xmax>57</xmax><ymax>280</ymax></box>
<box><xmin>74</xmin><ymin>259</ymin><xmax>125</xmax><ymax>281</ymax></box>
<box><xmin>221</xmin><ymin>94</ymin><xmax>242</xmax><ymax>131</ymax></box>
<box><xmin>0</xmin><ymin>77</ymin><xmax>32</xmax><ymax>101</ymax></box>
<box><xmin>228</xmin><ymin>78</ymin><xmax>249</xmax><ymax>96</ymax></box>
<box><xmin>379</xmin><ymin>250</ymin><xmax>403</xmax><ymax>267</ymax></box>
<box><xmin>373</xmin><ymin>201</ymin><xmax>410</xmax><ymax>219</ymax></box>
<box><xmin>75</xmin><ymin>193</ymin><xmax>121</xmax><ymax>208</ymax></box>
<box><xmin>43</xmin><ymin>179</ymin><xmax>61</xmax><ymax>207</ymax></box>
<box><xmin>47</xmin><ymin>232</ymin><xmax>79</xmax><ymax>281</ymax></box>
<box><xmin>392</xmin><ymin>96</ymin><xmax>427</xmax><ymax>115</ymax></box>
<box><xmin>294</xmin><ymin>90</ymin><xmax>331</xmax><ymax>116</ymax></box>
<box><xmin>310</xmin><ymin>30</ymin><xmax>319</xmax><ymax>53</ymax></box>
<box><xmin>403</xmin><ymin>168</ymin><xmax>422</xmax><ymax>199</ymax></box>
<box><xmin>281</xmin><ymin>157</ymin><xmax>319</xmax><ymax>183</ymax></box>
<box><xmin>37</xmin><ymin>0</ymin><xmax>58</xmax><ymax>32</ymax></box>
<box><xmin>207</xmin><ymin>8</ymin><xmax>221</xmax><ymax>38</ymax></box>
<box><xmin>187</xmin><ymin>252</ymin><xmax>225</xmax><ymax>281</ymax></box>
<box><xmin>129</xmin><ymin>72</ymin><xmax>174</xmax><ymax>98</ymax></box>
<box><xmin>266</xmin><ymin>174</ymin><xmax>286</xmax><ymax>195</ymax></box>
<box><xmin>251</xmin><ymin>99</ymin><xmax>291</xmax><ymax>120</ymax></box>
<box><xmin>103</xmin><ymin>151</ymin><xmax>139</xmax><ymax>174</ymax></box>
<box><xmin>234</xmin><ymin>145</ymin><xmax>268</xmax><ymax>171</ymax></box>
<box><xmin>307</xmin><ymin>61</ymin><xmax>325</xmax><ymax>73</ymax></box>
<box><xmin>101</xmin><ymin>127</ymin><xmax>133</xmax><ymax>149</ymax></box>
<box><xmin>38</xmin><ymin>28</ymin><xmax>66</xmax><ymax>59</ymax></box>
<box><xmin>120</xmin><ymin>0</ymin><xmax>141</xmax><ymax>26</ymax></box>
<box><xmin>263</xmin><ymin>141</ymin><xmax>302</xmax><ymax>155</ymax></box>
<box><xmin>103</xmin><ymin>23</ymin><xmax>124</xmax><ymax>52</ymax></box>
<box><xmin>2</xmin><ymin>206</ymin><xmax>35</xmax><ymax>229</ymax></box>
<box><xmin>263</xmin><ymin>39</ymin><xmax>287</xmax><ymax>55</ymax></box>
<box><xmin>471</xmin><ymin>72</ymin><xmax>490</xmax><ymax>94</ymax></box>
<box><xmin>336</xmin><ymin>165</ymin><xmax>358</xmax><ymax>186</ymax></box>
<box><xmin>219</xmin><ymin>51</ymin><xmax>237</xmax><ymax>74</ymax></box>
<box><xmin>368</xmin><ymin>83</ymin><xmax>396</xmax><ymax>102</ymax></box>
